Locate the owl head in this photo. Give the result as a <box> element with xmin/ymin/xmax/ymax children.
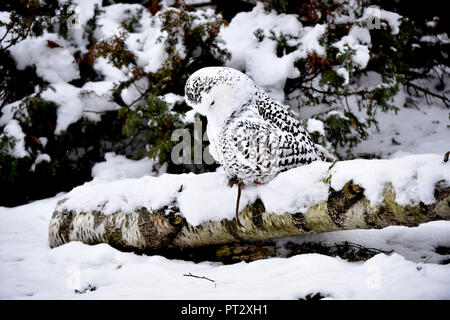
<box><xmin>185</xmin><ymin>67</ymin><xmax>265</xmax><ymax>122</ymax></box>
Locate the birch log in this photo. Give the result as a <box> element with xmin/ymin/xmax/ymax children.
<box><xmin>48</xmin><ymin>179</ymin><xmax>450</xmax><ymax>252</ymax></box>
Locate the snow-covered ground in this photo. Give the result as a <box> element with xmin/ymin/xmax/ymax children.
<box><xmin>1</xmin><ymin>195</ymin><xmax>450</xmax><ymax>299</ymax></box>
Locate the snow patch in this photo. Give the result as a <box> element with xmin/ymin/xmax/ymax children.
<box><xmin>91</xmin><ymin>152</ymin><xmax>164</xmax><ymax>182</ymax></box>
<box><xmin>31</xmin><ymin>153</ymin><xmax>51</xmax><ymax>171</ymax></box>
<box><xmin>333</xmin><ymin>27</ymin><xmax>371</xmax><ymax>69</ymax></box>
<box><xmin>41</xmin><ymin>83</ymin><xmax>84</xmax><ymax>134</ymax></box>
<box><xmin>8</xmin><ymin>34</ymin><xmax>80</xmax><ymax>83</ymax></box>
<box><xmin>307</xmin><ymin>118</ymin><xmax>326</xmax><ymax>136</ymax></box>
<box><xmin>41</xmin><ymin>82</ymin><xmax>120</xmax><ymax>133</ymax></box>
<box><xmin>336</xmin><ymin>67</ymin><xmax>350</xmax><ymax>85</ymax></box>
<box><xmin>0</xmin><ymin>119</ymin><xmax>29</xmax><ymax>158</ymax></box>
<box><xmin>299</xmin><ymin>24</ymin><xmax>327</xmax><ymax>56</ymax></box>
<box><xmin>219</xmin><ymin>3</ymin><xmax>304</xmax><ymax>101</ymax></box>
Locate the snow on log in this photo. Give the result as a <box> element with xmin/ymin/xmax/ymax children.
<box><xmin>48</xmin><ymin>154</ymin><xmax>450</xmax><ymax>252</ymax></box>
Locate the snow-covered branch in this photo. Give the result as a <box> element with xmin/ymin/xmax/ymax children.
<box><xmin>49</xmin><ymin>154</ymin><xmax>450</xmax><ymax>252</ymax></box>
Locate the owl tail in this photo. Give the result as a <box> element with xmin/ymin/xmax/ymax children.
<box><xmin>315</xmin><ymin>144</ymin><xmax>337</xmax><ymax>162</ymax></box>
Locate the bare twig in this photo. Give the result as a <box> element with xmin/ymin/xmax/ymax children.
<box><xmin>406</xmin><ymin>82</ymin><xmax>450</xmax><ymax>108</ymax></box>
<box><xmin>83</xmin><ymin>109</ymin><xmax>108</xmax><ymax>114</ymax></box>
<box><xmin>0</xmin><ymin>24</ymin><xmax>12</xmax><ymax>44</ymax></box>
<box><xmin>444</xmin><ymin>151</ymin><xmax>450</xmax><ymax>163</ymax></box>
<box><xmin>344</xmin><ymin>95</ymin><xmax>351</xmax><ymax>112</ymax></box>
<box><xmin>343</xmin><ymin>241</ymin><xmax>394</xmax><ymax>255</ymax></box>
<box><xmin>183</xmin><ymin>272</ymin><xmax>215</xmax><ymax>283</ymax></box>
<box><xmin>299</xmin><ymin>85</ymin><xmax>370</xmax><ymax>97</ymax></box>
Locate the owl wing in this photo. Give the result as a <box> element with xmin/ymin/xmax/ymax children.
<box><xmin>253</xmin><ymin>99</ymin><xmax>307</xmax><ymax>136</ymax></box>
<box><xmin>253</xmin><ymin>99</ymin><xmax>332</xmax><ymax>160</ymax></box>
<box><xmin>225</xmin><ymin>116</ymin><xmax>321</xmax><ymax>181</ymax></box>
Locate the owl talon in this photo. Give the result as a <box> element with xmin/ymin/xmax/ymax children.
<box><xmin>228</xmin><ymin>178</ymin><xmax>238</xmax><ymax>188</ymax></box>
<box><xmin>228</xmin><ymin>178</ymin><xmax>245</xmax><ymax>189</ymax></box>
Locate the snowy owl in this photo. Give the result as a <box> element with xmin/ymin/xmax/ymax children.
<box><xmin>185</xmin><ymin>67</ymin><xmax>331</xmax><ymax>226</ymax></box>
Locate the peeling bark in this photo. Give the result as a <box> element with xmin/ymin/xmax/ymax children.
<box><xmin>49</xmin><ymin>181</ymin><xmax>450</xmax><ymax>253</ymax></box>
